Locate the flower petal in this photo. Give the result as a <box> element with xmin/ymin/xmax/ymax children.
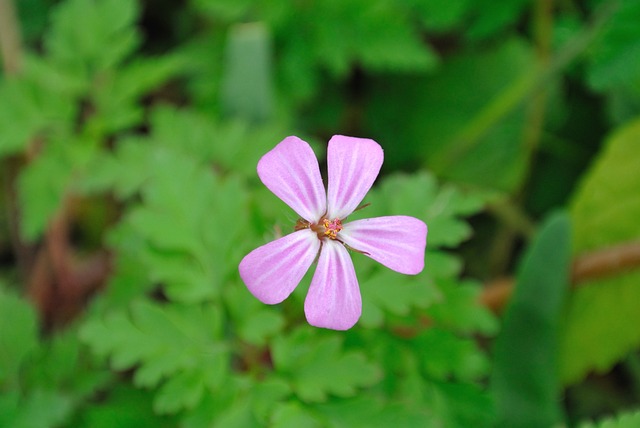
<box><xmin>304</xmin><ymin>240</ymin><xmax>361</xmax><ymax>330</ymax></box>
<box><xmin>239</xmin><ymin>230</ymin><xmax>320</xmax><ymax>304</ymax></box>
<box><xmin>326</xmin><ymin>135</ymin><xmax>383</xmax><ymax>220</ymax></box>
<box><xmin>340</xmin><ymin>216</ymin><xmax>427</xmax><ymax>275</ymax></box>
<box><xmin>257</xmin><ymin>136</ymin><xmax>326</xmax><ymax>222</ymax></box>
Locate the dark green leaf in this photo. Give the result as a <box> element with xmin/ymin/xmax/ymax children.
<box><xmin>0</xmin><ymin>286</ymin><xmax>38</xmax><ymax>385</ymax></box>
<box><xmin>491</xmin><ymin>212</ymin><xmax>572</xmax><ymax>428</ymax></box>
<box><xmin>80</xmin><ymin>300</ymin><xmax>228</xmax><ymax>414</ymax></box>
<box><xmin>272</xmin><ymin>328</ymin><xmax>381</xmax><ymax>402</ymax></box>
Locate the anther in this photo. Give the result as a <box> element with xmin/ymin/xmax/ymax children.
<box><xmin>322</xmin><ymin>218</ymin><xmax>343</xmax><ymax>240</ymax></box>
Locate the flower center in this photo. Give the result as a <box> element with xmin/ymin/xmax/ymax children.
<box><xmin>296</xmin><ymin>217</ymin><xmax>344</xmax><ymax>241</ymax></box>
<box><xmin>322</xmin><ymin>218</ymin><xmax>343</xmax><ymax>240</ymax></box>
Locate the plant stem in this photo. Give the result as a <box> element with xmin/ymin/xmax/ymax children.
<box><xmin>0</xmin><ymin>0</ymin><xmax>22</xmax><ymax>75</ymax></box>
<box><xmin>482</xmin><ymin>240</ymin><xmax>640</xmax><ymax>313</ymax></box>
<box><xmin>434</xmin><ymin>0</ymin><xmax>617</xmax><ymax>171</ymax></box>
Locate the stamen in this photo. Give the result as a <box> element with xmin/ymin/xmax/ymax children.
<box><xmin>294</xmin><ymin>218</ymin><xmax>311</xmax><ymax>231</ymax></box>
<box><xmin>343</xmin><ymin>242</ymin><xmax>370</xmax><ymax>256</ymax></box>
<box><xmin>322</xmin><ymin>218</ymin><xmax>343</xmax><ymax>240</ymax></box>
<box><xmin>353</xmin><ymin>202</ymin><xmax>371</xmax><ymax>213</ymax></box>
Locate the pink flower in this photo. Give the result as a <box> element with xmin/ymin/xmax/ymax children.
<box><xmin>239</xmin><ymin>135</ymin><xmax>428</xmax><ymax>330</ymax></box>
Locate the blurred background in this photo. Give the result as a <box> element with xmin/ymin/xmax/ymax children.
<box><xmin>1</xmin><ymin>0</ymin><xmax>640</xmax><ymax>426</ymax></box>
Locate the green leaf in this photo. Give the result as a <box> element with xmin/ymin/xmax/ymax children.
<box><xmin>587</xmin><ymin>0</ymin><xmax>640</xmax><ymax>92</ymax></box>
<box><xmin>273</xmin><ymin>0</ymin><xmax>437</xmax><ymax>103</ymax></box>
<box><xmin>78</xmin><ymin>384</ymin><xmax>175</xmax><ymax>428</ymax></box>
<box><xmin>1</xmin><ymin>389</ymin><xmax>73</xmax><ymax>428</ymax></box>
<box><xmin>46</xmin><ymin>0</ymin><xmax>139</xmax><ymax>77</ymax></box>
<box><xmin>491</xmin><ymin>212</ymin><xmax>572</xmax><ymax>428</ymax></box>
<box><xmin>18</xmin><ymin>137</ymin><xmax>95</xmax><ymax>240</ymax></box>
<box><xmin>80</xmin><ymin>299</ymin><xmax>228</xmax><ymax>414</ymax></box>
<box><xmin>0</xmin><ymin>287</ymin><xmax>38</xmax><ymax>385</ymax></box>
<box><xmin>366</xmin><ymin>38</ymin><xmax>535</xmax><ymax>191</ymax></box>
<box><xmin>271</xmin><ymin>401</ymin><xmax>323</xmax><ymax>428</ymax></box>
<box><xmin>149</xmin><ymin>105</ymin><xmax>280</xmax><ymax>177</ymax></box>
<box><xmin>351</xmin><ymin>171</ymin><xmax>494</xmax><ymax>332</ymax></box>
<box><xmin>410</xmin><ymin>0</ymin><xmax>469</xmax><ymax>32</ymax></box>
<box><xmin>362</xmin><ymin>172</ymin><xmax>485</xmax><ymax>249</ymax></box>
<box><xmin>426</xmin><ymin>279</ymin><xmax>498</xmax><ymax>335</ymax></box>
<box><xmin>313</xmin><ymin>396</ymin><xmax>435</xmax><ymax>428</ymax></box>
<box><xmin>418</xmin><ymin>328</ymin><xmax>490</xmax><ymax>381</ymax></box>
<box><xmin>272</xmin><ymin>328</ymin><xmax>381</xmax><ymax>402</ymax></box>
<box><xmin>561</xmin><ymin>117</ymin><xmax>640</xmax><ymax>384</ymax></box>
<box><xmin>224</xmin><ymin>284</ymin><xmax>285</xmax><ymax>346</ymax></box>
<box><xmin>106</xmin><ymin>147</ymin><xmax>250</xmax><ymax>302</ymax></box>
<box><xmin>359</xmin><ymin>268</ymin><xmax>440</xmax><ymax>328</ymax></box>
<box><xmin>428</xmin><ymin>380</ymin><xmax>495</xmax><ymax>428</ymax></box>
<box><xmin>0</xmin><ymin>62</ymin><xmax>76</xmax><ymax>157</ymax></box>
<box><xmin>464</xmin><ymin>0</ymin><xmax>530</xmax><ymax>40</ymax></box>
<box><xmin>180</xmin><ymin>376</ymin><xmax>291</xmax><ymax>428</ymax></box>
<box><xmin>24</xmin><ymin>328</ymin><xmax>110</xmax><ymax>401</ymax></box>
<box><xmin>90</xmin><ymin>55</ymin><xmax>185</xmax><ymax>134</ymax></box>
<box><xmin>579</xmin><ymin>409</ymin><xmax>640</xmax><ymax>428</ymax></box>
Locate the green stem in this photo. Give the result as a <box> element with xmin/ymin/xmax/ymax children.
<box><xmin>433</xmin><ymin>0</ymin><xmax>617</xmax><ymax>172</ymax></box>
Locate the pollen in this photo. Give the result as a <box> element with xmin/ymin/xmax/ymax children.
<box><xmin>322</xmin><ymin>218</ymin><xmax>343</xmax><ymax>240</ymax></box>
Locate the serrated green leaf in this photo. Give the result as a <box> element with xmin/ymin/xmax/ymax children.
<box><xmin>46</xmin><ymin>0</ymin><xmax>139</xmax><ymax>77</ymax></box>
<box><xmin>360</xmin><ymin>269</ymin><xmax>439</xmax><ymax>328</ymax></box>
<box><xmin>426</xmin><ymin>380</ymin><xmax>495</xmax><ymax>428</ymax></box>
<box><xmin>272</xmin><ymin>0</ymin><xmax>436</xmax><ymax>101</ymax></box>
<box><xmin>362</xmin><ymin>172</ymin><xmax>485</xmax><ymax>249</ymax></box>
<box><xmin>561</xmin><ymin>118</ymin><xmax>640</xmax><ymax>384</ymax></box>
<box><xmin>180</xmin><ymin>375</ymin><xmax>290</xmax><ymax>428</ymax></box>
<box><xmin>313</xmin><ymin>396</ymin><xmax>435</xmax><ymax>428</ymax></box>
<box><xmin>411</xmin><ymin>0</ymin><xmax>469</xmax><ymax>32</ymax></box>
<box><xmin>271</xmin><ymin>401</ymin><xmax>323</xmax><ymax>428</ymax></box>
<box><xmin>465</xmin><ymin>0</ymin><xmax>529</xmax><ymax>40</ymax></box>
<box><xmin>579</xmin><ymin>409</ymin><xmax>640</xmax><ymax>428</ymax></box>
<box><xmin>18</xmin><ymin>138</ymin><xmax>96</xmax><ymax>240</ymax></box>
<box><xmin>0</xmin><ymin>287</ymin><xmax>38</xmax><ymax>385</ymax></box>
<box><xmin>154</xmin><ymin>369</ymin><xmax>207</xmax><ymax>414</ymax></box>
<box><xmin>4</xmin><ymin>388</ymin><xmax>73</xmax><ymax>428</ymax></box>
<box><xmin>78</xmin><ymin>384</ymin><xmax>175</xmax><ymax>428</ymax></box>
<box><xmin>251</xmin><ymin>378</ymin><xmax>292</xmax><ymax>424</ymax></box>
<box><xmin>0</xmin><ymin>64</ymin><xmax>76</xmax><ymax>157</ymax></box>
<box><xmin>272</xmin><ymin>328</ymin><xmax>381</xmax><ymax>402</ymax></box>
<box><xmin>25</xmin><ymin>327</ymin><xmax>109</xmax><ymax>400</ymax></box>
<box><xmin>90</xmin><ymin>55</ymin><xmax>184</xmax><ymax>134</ymax></box>
<box><xmin>418</xmin><ymin>328</ymin><xmax>490</xmax><ymax>381</ymax></box>
<box><xmin>104</xmin><ymin>146</ymin><xmax>250</xmax><ymax>302</ymax></box>
<box><xmin>426</xmin><ymin>279</ymin><xmax>498</xmax><ymax>335</ymax></box>
<box><xmin>224</xmin><ymin>268</ymin><xmax>286</xmax><ymax>346</ymax></box>
<box><xmin>80</xmin><ymin>300</ymin><xmax>228</xmax><ymax>414</ymax></box>
<box><xmin>492</xmin><ymin>212</ymin><xmax>572</xmax><ymax>428</ymax></box>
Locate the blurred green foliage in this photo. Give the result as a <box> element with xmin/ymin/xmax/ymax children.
<box><xmin>1</xmin><ymin>0</ymin><xmax>640</xmax><ymax>426</ymax></box>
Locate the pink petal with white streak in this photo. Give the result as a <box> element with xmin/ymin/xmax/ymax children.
<box><xmin>304</xmin><ymin>240</ymin><xmax>361</xmax><ymax>330</ymax></box>
<box><xmin>239</xmin><ymin>230</ymin><xmax>320</xmax><ymax>304</ymax></box>
<box><xmin>257</xmin><ymin>136</ymin><xmax>326</xmax><ymax>223</ymax></box>
<box><xmin>340</xmin><ymin>216</ymin><xmax>427</xmax><ymax>275</ymax></box>
<box><xmin>326</xmin><ymin>135</ymin><xmax>383</xmax><ymax>220</ymax></box>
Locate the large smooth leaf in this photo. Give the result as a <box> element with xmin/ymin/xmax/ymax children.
<box><xmin>491</xmin><ymin>212</ymin><xmax>572</xmax><ymax>427</ymax></box>
<box><xmin>560</xmin><ymin>117</ymin><xmax>640</xmax><ymax>384</ymax></box>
